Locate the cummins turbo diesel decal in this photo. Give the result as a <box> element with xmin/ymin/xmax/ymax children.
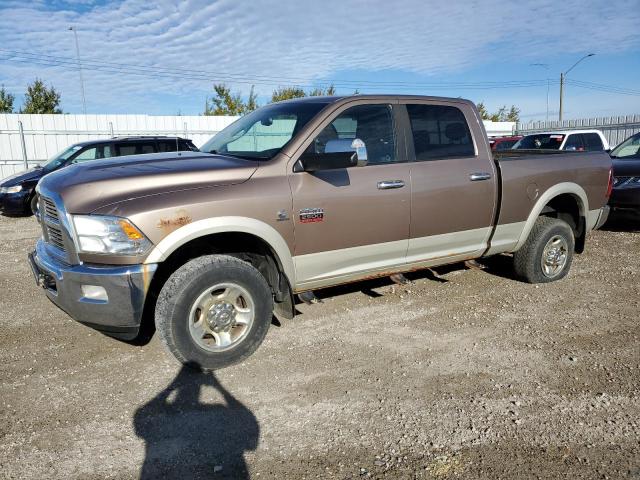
<box><xmin>299</xmin><ymin>208</ymin><xmax>324</xmax><ymax>223</ymax></box>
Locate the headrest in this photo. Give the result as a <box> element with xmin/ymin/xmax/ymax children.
<box><xmin>445</xmin><ymin>123</ymin><xmax>467</xmax><ymax>141</ymax></box>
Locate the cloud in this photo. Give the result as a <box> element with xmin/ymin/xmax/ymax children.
<box><xmin>0</xmin><ymin>0</ymin><xmax>638</xmax><ymax>113</ymax></box>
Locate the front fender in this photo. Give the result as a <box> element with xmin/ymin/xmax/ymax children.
<box><xmin>143</xmin><ymin>216</ymin><xmax>295</xmax><ymax>285</ymax></box>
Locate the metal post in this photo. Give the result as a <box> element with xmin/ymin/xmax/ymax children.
<box><xmin>18</xmin><ymin>121</ymin><xmax>28</xmax><ymax>170</ymax></box>
<box><xmin>559</xmin><ymin>73</ymin><xmax>564</xmax><ymax>122</ymax></box>
<box><xmin>69</xmin><ymin>27</ymin><xmax>87</xmax><ymax>114</ymax></box>
<box><xmin>109</xmin><ymin>121</ymin><xmax>114</xmax><ymax>138</ymax></box>
<box><xmin>546</xmin><ymin>79</ymin><xmax>550</xmax><ymax>123</ymax></box>
<box><xmin>183</xmin><ymin>121</ymin><xmax>188</xmax><ymax>138</ymax></box>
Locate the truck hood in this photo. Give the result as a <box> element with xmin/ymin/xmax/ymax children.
<box><xmin>37</xmin><ymin>152</ymin><xmax>259</xmax><ymax>214</ymax></box>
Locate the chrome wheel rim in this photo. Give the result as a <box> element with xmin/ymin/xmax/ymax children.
<box><xmin>188</xmin><ymin>282</ymin><xmax>255</xmax><ymax>352</ymax></box>
<box><xmin>541</xmin><ymin>235</ymin><xmax>568</xmax><ymax>278</ymax></box>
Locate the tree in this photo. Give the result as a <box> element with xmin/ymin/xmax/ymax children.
<box><xmin>0</xmin><ymin>85</ymin><xmax>14</xmax><ymax>113</ymax></box>
<box><xmin>21</xmin><ymin>79</ymin><xmax>62</xmax><ymax>114</ymax></box>
<box><xmin>476</xmin><ymin>102</ymin><xmax>520</xmax><ymax>122</ymax></box>
<box><xmin>271</xmin><ymin>86</ymin><xmax>306</xmax><ymax>103</ymax></box>
<box><xmin>308</xmin><ymin>84</ymin><xmax>336</xmax><ymax>97</ymax></box>
<box><xmin>245</xmin><ymin>86</ymin><xmax>258</xmax><ymax>113</ymax></box>
<box><xmin>476</xmin><ymin>102</ymin><xmax>490</xmax><ymax>120</ymax></box>
<box><xmin>505</xmin><ymin>105</ymin><xmax>520</xmax><ymax>122</ymax></box>
<box><xmin>204</xmin><ymin>84</ymin><xmax>257</xmax><ymax>116</ymax></box>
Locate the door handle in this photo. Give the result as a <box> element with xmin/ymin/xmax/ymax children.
<box><xmin>377</xmin><ymin>180</ymin><xmax>405</xmax><ymax>190</ymax></box>
<box><xmin>469</xmin><ymin>172</ymin><xmax>492</xmax><ymax>182</ymax></box>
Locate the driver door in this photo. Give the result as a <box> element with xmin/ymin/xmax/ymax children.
<box><xmin>288</xmin><ymin>102</ymin><xmax>411</xmax><ymax>290</ymax></box>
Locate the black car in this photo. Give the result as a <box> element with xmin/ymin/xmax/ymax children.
<box><xmin>0</xmin><ymin>136</ymin><xmax>198</xmax><ymax>216</ymax></box>
<box><xmin>609</xmin><ymin>131</ymin><xmax>640</xmax><ymax>215</ymax></box>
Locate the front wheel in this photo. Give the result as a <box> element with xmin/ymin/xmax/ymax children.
<box><xmin>155</xmin><ymin>255</ymin><xmax>273</xmax><ymax>370</ymax></box>
<box><xmin>30</xmin><ymin>194</ymin><xmax>39</xmax><ymax>216</ymax></box>
<box><xmin>513</xmin><ymin>216</ymin><xmax>575</xmax><ymax>283</ymax></box>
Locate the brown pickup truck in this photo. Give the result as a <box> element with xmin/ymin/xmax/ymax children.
<box><xmin>29</xmin><ymin>95</ymin><xmax>612</xmax><ymax>370</ymax></box>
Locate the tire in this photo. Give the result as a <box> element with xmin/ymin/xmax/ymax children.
<box><xmin>155</xmin><ymin>254</ymin><xmax>273</xmax><ymax>370</ymax></box>
<box><xmin>30</xmin><ymin>195</ymin><xmax>39</xmax><ymax>216</ymax></box>
<box><xmin>513</xmin><ymin>216</ymin><xmax>575</xmax><ymax>284</ymax></box>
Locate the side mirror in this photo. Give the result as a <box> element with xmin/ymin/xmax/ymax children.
<box><xmin>294</xmin><ymin>138</ymin><xmax>368</xmax><ymax>173</ymax></box>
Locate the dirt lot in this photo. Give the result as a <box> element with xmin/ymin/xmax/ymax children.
<box><xmin>0</xmin><ymin>214</ymin><xmax>638</xmax><ymax>480</ymax></box>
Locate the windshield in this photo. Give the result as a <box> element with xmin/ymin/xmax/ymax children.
<box><xmin>513</xmin><ymin>134</ymin><xmax>565</xmax><ymax>150</ymax></box>
<box><xmin>611</xmin><ymin>132</ymin><xmax>640</xmax><ymax>159</ymax></box>
<box><xmin>41</xmin><ymin>144</ymin><xmax>83</xmax><ymax>173</ymax></box>
<box><xmin>200</xmin><ymin>102</ymin><xmax>329</xmax><ymax>160</ymax></box>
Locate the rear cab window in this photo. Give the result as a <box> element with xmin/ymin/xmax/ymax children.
<box><xmin>514</xmin><ymin>134</ymin><xmax>564</xmax><ymax>150</ymax></box>
<box><xmin>584</xmin><ymin>133</ymin><xmax>604</xmax><ymax>151</ymax></box>
<box><xmin>563</xmin><ymin>134</ymin><xmax>585</xmax><ymax>151</ymax></box>
<box><xmin>405</xmin><ymin>104</ymin><xmax>475</xmax><ymax>160</ymax></box>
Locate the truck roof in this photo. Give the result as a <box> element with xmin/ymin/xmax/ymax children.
<box><xmin>523</xmin><ymin>129</ymin><xmax>604</xmax><ymax>135</ymax></box>
<box><xmin>274</xmin><ymin>94</ymin><xmax>475</xmax><ymax>106</ymax></box>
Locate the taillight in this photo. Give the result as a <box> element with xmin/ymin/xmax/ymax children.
<box><xmin>606</xmin><ymin>167</ymin><xmax>613</xmax><ymax>198</ymax></box>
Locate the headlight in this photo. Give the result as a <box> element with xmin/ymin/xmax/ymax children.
<box><xmin>0</xmin><ymin>185</ymin><xmax>23</xmax><ymax>194</ymax></box>
<box><xmin>72</xmin><ymin>215</ymin><xmax>151</xmax><ymax>255</ymax></box>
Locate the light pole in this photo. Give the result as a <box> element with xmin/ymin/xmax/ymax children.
<box><xmin>530</xmin><ymin>63</ymin><xmax>550</xmax><ymax>122</ymax></box>
<box><xmin>68</xmin><ymin>26</ymin><xmax>87</xmax><ymax>114</ymax></box>
<box><xmin>559</xmin><ymin>53</ymin><xmax>594</xmax><ymax>122</ymax></box>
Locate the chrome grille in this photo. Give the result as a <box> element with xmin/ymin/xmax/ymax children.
<box><xmin>46</xmin><ymin>225</ymin><xmax>66</xmax><ymax>251</ymax></box>
<box><xmin>42</xmin><ymin>197</ymin><xmax>59</xmax><ymax>221</ymax></box>
<box><xmin>40</xmin><ymin>196</ymin><xmax>67</xmax><ymax>254</ymax></box>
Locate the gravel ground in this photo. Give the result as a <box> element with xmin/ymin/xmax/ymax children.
<box><xmin>0</xmin><ymin>213</ymin><xmax>638</xmax><ymax>479</ymax></box>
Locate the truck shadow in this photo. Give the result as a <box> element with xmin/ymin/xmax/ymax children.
<box><xmin>133</xmin><ymin>365</ymin><xmax>259</xmax><ymax>479</ymax></box>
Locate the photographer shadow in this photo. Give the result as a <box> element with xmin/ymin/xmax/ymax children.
<box><xmin>134</xmin><ymin>365</ymin><xmax>259</xmax><ymax>479</ymax></box>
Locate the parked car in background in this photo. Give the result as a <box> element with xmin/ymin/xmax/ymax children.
<box><xmin>513</xmin><ymin>130</ymin><xmax>609</xmax><ymax>152</ymax></box>
<box><xmin>29</xmin><ymin>95</ymin><xmax>611</xmax><ymax>370</ymax></box>
<box><xmin>0</xmin><ymin>136</ymin><xmax>198</xmax><ymax>216</ymax></box>
<box><xmin>609</xmin><ymin>131</ymin><xmax>640</xmax><ymax>215</ymax></box>
<box><xmin>489</xmin><ymin>135</ymin><xmax>522</xmax><ymax>151</ymax></box>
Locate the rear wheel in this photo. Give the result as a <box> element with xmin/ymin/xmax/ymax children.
<box><xmin>513</xmin><ymin>216</ymin><xmax>575</xmax><ymax>283</ymax></box>
<box><xmin>155</xmin><ymin>254</ymin><xmax>273</xmax><ymax>370</ymax></box>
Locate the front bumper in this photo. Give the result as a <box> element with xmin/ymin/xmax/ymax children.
<box><xmin>0</xmin><ymin>190</ymin><xmax>30</xmax><ymax>215</ymax></box>
<box><xmin>30</xmin><ymin>239</ymin><xmax>157</xmax><ymax>340</ymax></box>
<box><xmin>609</xmin><ymin>187</ymin><xmax>640</xmax><ymax>213</ymax></box>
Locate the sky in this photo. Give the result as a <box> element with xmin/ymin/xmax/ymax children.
<box><xmin>0</xmin><ymin>0</ymin><xmax>639</xmax><ymax>121</ymax></box>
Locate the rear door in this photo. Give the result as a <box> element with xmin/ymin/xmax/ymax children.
<box><xmin>402</xmin><ymin>101</ymin><xmax>498</xmax><ymax>264</ymax></box>
<box><xmin>288</xmin><ymin>101</ymin><xmax>411</xmax><ymax>288</ymax></box>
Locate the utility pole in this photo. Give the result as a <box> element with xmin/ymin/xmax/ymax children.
<box><xmin>530</xmin><ymin>63</ymin><xmax>550</xmax><ymax>122</ymax></box>
<box><xmin>558</xmin><ymin>53</ymin><xmax>594</xmax><ymax>122</ymax></box>
<box><xmin>559</xmin><ymin>73</ymin><xmax>564</xmax><ymax>122</ymax></box>
<box><xmin>69</xmin><ymin>26</ymin><xmax>87</xmax><ymax>114</ymax></box>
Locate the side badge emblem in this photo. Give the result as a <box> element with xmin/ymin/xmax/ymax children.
<box><xmin>277</xmin><ymin>210</ymin><xmax>289</xmax><ymax>221</ymax></box>
<box><xmin>299</xmin><ymin>208</ymin><xmax>324</xmax><ymax>223</ymax></box>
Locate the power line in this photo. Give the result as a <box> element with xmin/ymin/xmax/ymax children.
<box><xmin>0</xmin><ymin>48</ymin><xmax>558</xmax><ymax>91</ymax></box>
<box><xmin>565</xmin><ymin>79</ymin><xmax>640</xmax><ymax>97</ymax></box>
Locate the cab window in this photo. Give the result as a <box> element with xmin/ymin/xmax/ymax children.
<box><xmin>584</xmin><ymin>133</ymin><xmax>604</xmax><ymax>151</ymax></box>
<box><xmin>306</xmin><ymin>104</ymin><xmax>397</xmax><ymax>165</ymax></box>
<box><xmin>564</xmin><ymin>134</ymin><xmax>585</xmax><ymax>151</ymax></box>
<box><xmin>406</xmin><ymin>104</ymin><xmax>475</xmax><ymax>160</ymax></box>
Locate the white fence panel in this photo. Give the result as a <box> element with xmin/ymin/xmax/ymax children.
<box><xmin>0</xmin><ymin>113</ymin><xmax>238</xmax><ymax>179</ymax></box>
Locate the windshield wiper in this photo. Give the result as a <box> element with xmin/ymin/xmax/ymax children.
<box><xmin>214</xmin><ymin>152</ymin><xmax>267</xmax><ymax>161</ymax></box>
